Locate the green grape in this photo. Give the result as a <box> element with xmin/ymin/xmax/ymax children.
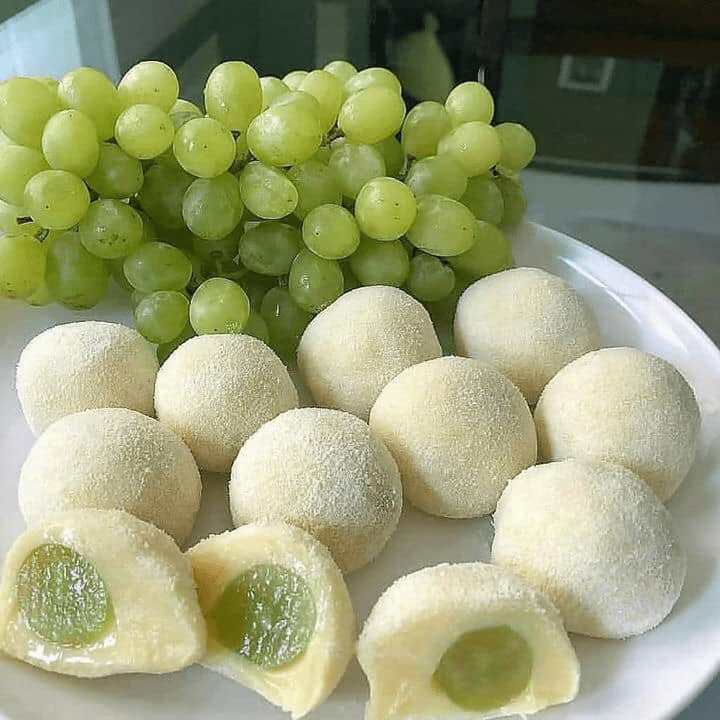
<box><xmin>404</xmin><ymin>154</ymin><xmax>468</xmax><ymax>200</ymax></box>
<box><xmin>354</xmin><ymin>176</ymin><xmax>417</xmax><ymax>241</ymax></box>
<box><xmin>0</xmin><ymin>199</ymin><xmax>41</xmax><ymax>236</ymax></box>
<box><xmin>374</xmin><ymin>135</ymin><xmax>406</xmax><ymax>178</ymax></box>
<box><xmin>401</xmin><ymin>100</ymin><xmax>452</xmax><ymax>159</ymax></box>
<box><xmin>243</xmin><ymin>308</ymin><xmax>270</xmax><ymax>344</ymax></box>
<box><xmin>115</xmin><ymin>103</ymin><xmax>174</xmax><ymax>160</ymax></box>
<box><xmin>159</xmin><ymin>225</ymin><xmax>195</xmax><ymax>250</ymax></box>
<box><xmin>26</xmin><ymin>272</ymin><xmax>55</xmax><ymax>306</ymax></box>
<box><xmin>238</xmin><ymin>221</ymin><xmax>302</xmax><ymax>275</ymax></box>
<box><xmin>189</xmin><ymin>276</ymin><xmax>250</xmax><ymax>334</ymax></box>
<box><xmin>437</xmin><ymin>121</ymin><xmax>501</xmax><ymax>176</ymax></box>
<box><xmin>323</xmin><ymin>59</ymin><xmax>358</xmax><ymax>85</ymax></box>
<box><xmin>123</xmin><ymin>241</ymin><xmax>192</xmax><ymax>293</ymax></box>
<box><xmin>288</xmin><ymin>249</ymin><xmax>344</xmax><ymax>312</ymax></box>
<box><xmin>108</xmin><ymin>255</ymin><xmax>134</xmax><ymax>292</ymax></box>
<box><xmin>287</xmin><ymin>159</ymin><xmax>342</xmax><ymax>219</ymax></box>
<box><xmin>170</xmin><ymin>109</ymin><xmax>204</xmax><ymax>131</ymax></box>
<box><xmin>41</xmin><ymin>109</ymin><xmax>99</xmax><ymax>178</ymax></box>
<box><xmin>259</xmin><ymin>285</ymin><xmax>311</xmax><ymax>358</ymax></box>
<box><xmin>433</xmin><ymin>626</ymin><xmax>532</xmax><ymax>711</ymax></box>
<box><xmin>16</xmin><ymin>544</ymin><xmax>113</xmax><ymax>647</ymax></box>
<box><xmin>495</xmin><ymin>174</ymin><xmax>528</xmax><ymax>229</ymax></box>
<box><xmin>24</xmin><ymin>169</ymin><xmax>90</xmax><ymax>230</ymax></box>
<box><xmin>170</xmin><ymin>98</ymin><xmax>203</xmax><ymax>116</ymax></box>
<box><xmin>247</xmin><ymin>102</ymin><xmax>323</xmax><ymax>167</ymax></box>
<box><xmin>260</xmin><ymin>76</ymin><xmax>291</xmax><ymax>110</ymax></box>
<box><xmin>302</xmin><ymin>203</ymin><xmax>361</xmax><ymax>260</ymax></box>
<box><xmin>85</xmin><ymin>142</ymin><xmax>144</xmax><ymax>199</ymax></box>
<box><xmin>338</xmin><ymin>86</ymin><xmax>406</xmax><ymax>144</ymax></box>
<box><xmin>237</xmin><ymin>161</ymin><xmax>298</xmax><ymax>219</ymax></box>
<box><xmin>204</xmin><ymin>61</ymin><xmax>263</xmax><ymax>132</ymax></box>
<box><xmin>445</xmin><ymin>81</ymin><xmax>495</xmax><ymax>126</ymax></box>
<box><xmin>182</xmin><ymin>173</ymin><xmax>244</xmax><ymax>240</ymax></box>
<box><xmin>0</xmin><ymin>233</ymin><xmax>47</xmax><ymax>300</ymax></box>
<box><xmin>117</xmin><ymin>60</ymin><xmax>179</xmax><ymax>111</ymax></box>
<box><xmin>134</xmin><ymin>289</ymin><xmax>190</xmax><ymax>344</ymax></box>
<box><xmin>58</xmin><ymin>66</ymin><xmax>121</xmax><ymax>140</ymax></box>
<box><xmin>172</xmin><ymin>116</ymin><xmax>235</xmax><ymax>178</ymax></box>
<box><xmin>136</xmin><ymin>161</ymin><xmax>194</xmax><ymax>228</ymax></box>
<box><xmin>404</xmin><ymin>252</ymin><xmax>455</xmax><ymax>302</ymax></box>
<box><xmin>0</xmin><ymin>144</ymin><xmax>50</xmax><ymax>206</ymax></box>
<box><xmin>298</xmin><ymin>69</ymin><xmax>344</xmax><ymax>131</ymax></box>
<box><xmin>192</xmin><ymin>225</ymin><xmax>242</xmax><ymax>264</ymax></box>
<box><xmin>311</xmin><ymin>144</ymin><xmax>332</xmax><ymax>165</ymax></box>
<box><xmin>35</xmin><ymin>76</ymin><xmax>59</xmax><ymax>93</ymax></box>
<box><xmin>328</xmin><ymin>141</ymin><xmax>385</xmax><ymax>199</ymax></box>
<box><xmin>349</xmin><ymin>236</ymin><xmax>410</xmax><ymax>287</ymax></box>
<box><xmin>282</xmin><ymin>70</ymin><xmax>308</xmax><ymax>91</ymax></box>
<box><xmin>495</xmin><ymin>122</ymin><xmax>537</xmax><ymax>171</ymax></box>
<box><xmin>406</xmin><ymin>194</ymin><xmax>476</xmax><ymax>256</ymax></box>
<box><xmin>460</xmin><ymin>174</ymin><xmax>504</xmax><ymax>224</ymax></box>
<box><xmin>0</xmin><ymin>77</ymin><xmax>62</xmax><ymax>149</ymax></box>
<box><xmin>45</xmin><ymin>230</ymin><xmax>109</xmax><ymax>309</ymax></box>
<box><xmin>242</xmin><ymin>271</ymin><xmax>277</xmax><ymax>307</ymax></box>
<box><xmin>344</xmin><ymin>66</ymin><xmax>402</xmax><ymax>96</ymax></box>
<box><xmin>447</xmin><ymin>220</ymin><xmax>513</xmax><ymax>279</ymax></box>
<box><xmin>207</xmin><ymin>564</ymin><xmax>316</xmax><ymax>669</ymax></box>
<box><xmin>157</xmin><ymin>321</ymin><xmax>195</xmax><ymax>364</ymax></box>
<box><xmin>78</xmin><ymin>199</ymin><xmax>144</xmax><ymax>259</ymax></box>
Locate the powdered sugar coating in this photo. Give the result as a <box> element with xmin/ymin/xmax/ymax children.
<box><xmin>18</xmin><ymin>407</ymin><xmax>201</xmax><ymax>545</ymax></box>
<box><xmin>229</xmin><ymin>407</ymin><xmax>402</xmax><ymax>573</ymax></box>
<box><xmin>15</xmin><ymin>321</ymin><xmax>158</xmax><ymax>436</ymax></box>
<box><xmin>357</xmin><ymin>562</ymin><xmax>579</xmax><ymax>720</ymax></box>
<box><xmin>297</xmin><ymin>286</ymin><xmax>442</xmax><ymax>421</ymax></box>
<box><xmin>154</xmin><ymin>334</ymin><xmax>299</xmax><ymax>472</ymax></box>
<box><xmin>369</xmin><ymin>356</ymin><xmax>536</xmax><ymax>518</ymax></box>
<box><xmin>454</xmin><ymin>267</ymin><xmax>600</xmax><ymax>405</ymax></box>
<box><xmin>491</xmin><ymin>458</ymin><xmax>687</xmax><ymax>638</ymax></box>
<box><xmin>534</xmin><ymin>346</ymin><xmax>701</xmax><ymax>501</ymax></box>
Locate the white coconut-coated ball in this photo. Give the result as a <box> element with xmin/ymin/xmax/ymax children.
<box><xmin>18</xmin><ymin>408</ymin><xmax>201</xmax><ymax>545</ymax></box>
<box><xmin>454</xmin><ymin>267</ymin><xmax>600</xmax><ymax>405</ymax></box>
<box><xmin>229</xmin><ymin>407</ymin><xmax>403</xmax><ymax>573</ymax></box>
<box><xmin>534</xmin><ymin>346</ymin><xmax>701</xmax><ymax>502</ymax></box>
<box><xmin>491</xmin><ymin>458</ymin><xmax>687</xmax><ymax>638</ymax></box>
<box><xmin>297</xmin><ymin>285</ymin><xmax>442</xmax><ymax>421</ymax></box>
<box><xmin>368</xmin><ymin>355</ymin><xmax>536</xmax><ymax>518</ymax></box>
<box><xmin>16</xmin><ymin>321</ymin><xmax>158</xmax><ymax>436</ymax></box>
<box><xmin>154</xmin><ymin>334</ymin><xmax>299</xmax><ymax>473</ymax></box>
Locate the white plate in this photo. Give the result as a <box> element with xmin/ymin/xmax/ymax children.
<box><xmin>1</xmin><ymin>221</ymin><xmax>719</xmax><ymax>720</ymax></box>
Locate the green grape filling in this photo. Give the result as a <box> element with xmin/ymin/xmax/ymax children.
<box><xmin>433</xmin><ymin>625</ymin><xmax>533</xmax><ymax>711</ymax></box>
<box><xmin>208</xmin><ymin>563</ymin><xmax>317</xmax><ymax>669</ymax></box>
<box><xmin>16</xmin><ymin>543</ymin><xmax>113</xmax><ymax>646</ymax></box>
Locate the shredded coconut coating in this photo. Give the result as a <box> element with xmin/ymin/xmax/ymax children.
<box><xmin>229</xmin><ymin>407</ymin><xmax>402</xmax><ymax>573</ymax></box>
<box><xmin>454</xmin><ymin>267</ymin><xmax>600</xmax><ymax>406</ymax></box>
<box><xmin>534</xmin><ymin>346</ymin><xmax>701</xmax><ymax>502</ymax></box>
<box><xmin>0</xmin><ymin>509</ymin><xmax>206</xmax><ymax>676</ymax></box>
<box><xmin>18</xmin><ymin>407</ymin><xmax>202</xmax><ymax>545</ymax></box>
<box><xmin>357</xmin><ymin>561</ymin><xmax>579</xmax><ymax>720</ymax></box>
<box><xmin>491</xmin><ymin>458</ymin><xmax>687</xmax><ymax>639</ymax></box>
<box><xmin>297</xmin><ymin>286</ymin><xmax>442</xmax><ymax>421</ymax></box>
<box><xmin>15</xmin><ymin>321</ymin><xmax>158</xmax><ymax>436</ymax></box>
<box><xmin>368</xmin><ymin>356</ymin><xmax>536</xmax><ymax>518</ymax></box>
<box><xmin>154</xmin><ymin>334</ymin><xmax>299</xmax><ymax>472</ymax></box>
<box><xmin>187</xmin><ymin>521</ymin><xmax>356</xmax><ymax>719</ymax></box>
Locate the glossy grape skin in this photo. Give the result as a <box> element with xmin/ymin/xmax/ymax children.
<box><xmin>354</xmin><ymin>177</ymin><xmax>417</xmax><ymax>241</ymax></box>
<box><xmin>0</xmin><ymin>233</ymin><xmax>47</xmax><ymax>300</ymax></box>
<box><xmin>115</xmin><ymin>104</ymin><xmax>175</xmax><ymax>160</ymax></box>
<box><xmin>41</xmin><ymin>109</ymin><xmax>100</xmax><ymax>178</ymax></box>
<box><xmin>23</xmin><ymin>169</ymin><xmax>90</xmax><ymax>231</ymax></box>
<box><xmin>260</xmin><ymin>286</ymin><xmax>312</xmax><ymax>359</ymax></box>
<box><xmin>78</xmin><ymin>199</ymin><xmax>144</xmax><ymax>260</ymax></box>
<box><xmin>58</xmin><ymin>66</ymin><xmax>121</xmax><ymax>140</ymax></box>
<box><xmin>238</xmin><ymin>222</ymin><xmax>303</xmax><ymax>276</ymax></box>
<box><xmin>204</xmin><ymin>61</ymin><xmax>263</xmax><ymax>132</ymax></box>
<box><xmin>338</xmin><ymin>86</ymin><xmax>406</xmax><ymax>144</ymax></box>
<box><xmin>117</xmin><ymin>60</ymin><xmax>179</xmax><ymax>112</ymax></box>
<box><xmin>0</xmin><ymin>145</ymin><xmax>50</xmax><ymax>207</ymax></box>
<box><xmin>182</xmin><ymin>173</ymin><xmax>244</xmax><ymax>241</ymax></box>
<box><xmin>401</xmin><ymin>101</ymin><xmax>452</xmax><ymax>160</ymax></box>
<box><xmin>189</xmin><ymin>277</ymin><xmax>250</xmax><ymax>334</ymax></box>
<box><xmin>348</xmin><ymin>237</ymin><xmax>410</xmax><ymax>287</ymax></box>
<box><xmin>172</xmin><ymin>117</ymin><xmax>235</xmax><ymax>178</ymax></box>
<box><xmin>123</xmin><ymin>241</ymin><xmax>192</xmax><ymax>293</ymax></box>
<box><xmin>0</xmin><ymin>76</ymin><xmax>62</xmax><ymax>148</ymax></box>
<box><xmin>406</xmin><ymin>194</ymin><xmax>476</xmax><ymax>257</ymax></box>
<box><xmin>302</xmin><ymin>204</ymin><xmax>360</xmax><ymax>260</ymax></box>
<box><xmin>288</xmin><ymin>249</ymin><xmax>344</xmax><ymax>313</ymax></box>
<box><xmin>134</xmin><ymin>290</ymin><xmax>190</xmax><ymax>344</ymax></box>
<box><xmin>404</xmin><ymin>252</ymin><xmax>456</xmax><ymax>302</ymax></box>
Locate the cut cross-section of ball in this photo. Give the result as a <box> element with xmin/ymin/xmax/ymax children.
<box><xmin>0</xmin><ymin>509</ymin><xmax>206</xmax><ymax>676</ymax></box>
<box><xmin>187</xmin><ymin>521</ymin><xmax>356</xmax><ymax>719</ymax></box>
<box><xmin>357</xmin><ymin>562</ymin><xmax>579</xmax><ymax>720</ymax></box>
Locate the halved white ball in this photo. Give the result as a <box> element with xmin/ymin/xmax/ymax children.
<box><xmin>18</xmin><ymin>407</ymin><xmax>201</xmax><ymax>545</ymax></box>
<box><xmin>534</xmin><ymin>346</ymin><xmax>701</xmax><ymax>501</ymax></box>
<box><xmin>491</xmin><ymin>458</ymin><xmax>687</xmax><ymax>638</ymax></box>
<box><xmin>454</xmin><ymin>267</ymin><xmax>600</xmax><ymax>405</ymax></box>
<box><xmin>297</xmin><ymin>285</ymin><xmax>442</xmax><ymax>421</ymax></box>
<box><xmin>16</xmin><ymin>321</ymin><xmax>158</xmax><ymax>436</ymax></box>
<box><xmin>154</xmin><ymin>334</ymin><xmax>298</xmax><ymax>472</ymax></box>
<box><xmin>229</xmin><ymin>407</ymin><xmax>402</xmax><ymax>573</ymax></box>
<box><xmin>369</xmin><ymin>356</ymin><xmax>536</xmax><ymax>518</ymax></box>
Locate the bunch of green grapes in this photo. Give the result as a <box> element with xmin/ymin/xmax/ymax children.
<box><xmin>0</xmin><ymin>58</ymin><xmax>535</xmax><ymax>361</ymax></box>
